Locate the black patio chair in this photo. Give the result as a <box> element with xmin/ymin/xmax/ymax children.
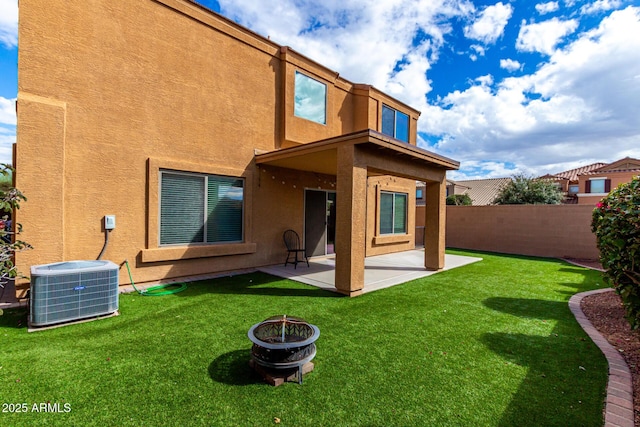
<box><xmin>283</xmin><ymin>229</ymin><xmax>309</xmax><ymax>269</ymax></box>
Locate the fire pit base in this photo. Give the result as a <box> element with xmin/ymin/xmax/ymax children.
<box><xmin>249</xmin><ymin>359</ymin><xmax>314</xmax><ymax>386</ymax></box>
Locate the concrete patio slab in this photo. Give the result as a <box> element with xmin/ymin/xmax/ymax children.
<box><xmin>258</xmin><ymin>249</ymin><xmax>482</xmax><ymax>294</ymax></box>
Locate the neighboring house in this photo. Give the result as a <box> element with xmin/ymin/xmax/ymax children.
<box><xmin>540</xmin><ymin>162</ymin><xmax>607</xmax><ymax>203</ymax></box>
<box><xmin>15</xmin><ymin>0</ymin><xmax>458</xmax><ymax>297</ymax></box>
<box><xmin>415</xmin><ymin>178</ymin><xmax>503</xmax><ymax>245</ymax></box>
<box><xmin>543</xmin><ymin>157</ymin><xmax>640</xmax><ymax>205</ymax></box>
<box><xmin>576</xmin><ymin>157</ymin><xmax>640</xmax><ymax>205</ymax></box>
<box><xmin>445</xmin><ymin>180</ymin><xmax>471</xmax><ymax>201</ymax></box>
<box><xmin>416</xmin><ymin>181</ymin><xmax>456</xmax><ymax>206</ymax></box>
<box><xmin>446</xmin><ymin>178</ymin><xmax>511</xmax><ymax>206</ymax></box>
<box><xmin>418</xmin><ymin>178</ymin><xmax>508</xmax><ymax>208</ymax></box>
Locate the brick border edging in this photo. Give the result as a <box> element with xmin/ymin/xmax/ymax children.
<box><xmin>569</xmin><ymin>288</ymin><xmax>635</xmax><ymax>427</ymax></box>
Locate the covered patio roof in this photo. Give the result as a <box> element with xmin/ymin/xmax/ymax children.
<box><xmin>255</xmin><ymin>129</ymin><xmax>460</xmax><ymax>297</ymax></box>
<box><xmin>255</xmin><ymin>129</ymin><xmax>459</xmax><ymax>177</ymax></box>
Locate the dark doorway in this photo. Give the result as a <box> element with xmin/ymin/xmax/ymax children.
<box><xmin>304</xmin><ymin>189</ymin><xmax>336</xmax><ymax>257</ymax></box>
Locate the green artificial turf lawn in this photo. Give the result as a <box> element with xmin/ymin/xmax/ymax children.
<box><xmin>0</xmin><ymin>250</ymin><xmax>608</xmax><ymax>426</ymax></box>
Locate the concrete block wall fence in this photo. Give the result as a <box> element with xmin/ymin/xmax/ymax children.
<box><xmin>418</xmin><ymin>205</ymin><xmax>599</xmax><ymax>260</ymax></box>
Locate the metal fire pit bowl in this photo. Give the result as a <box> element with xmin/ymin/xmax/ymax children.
<box><xmin>248</xmin><ymin>315</ymin><xmax>320</xmax><ymax>384</ymax></box>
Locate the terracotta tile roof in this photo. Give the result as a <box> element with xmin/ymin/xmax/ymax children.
<box><xmin>581</xmin><ymin>168</ymin><xmax>640</xmax><ymax>176</ymax></box>
<box><xmin>545</xmin><ymin>163</ymin><xmax>607</xmax><ymax>182</ymax></box>
<box><xmin>580</xmin><ymin>157</ymin><xmax>640</xmax><ymax>175</ymax></box>
<box><xmin>451</xmin><ymin>178</ymin><xmax>512</xmax><ymax>205</ymax></box>
<box><xmin>545</xmin><ymin>157</ymin><xmax>640</xmax><ymax>180</ymax></box>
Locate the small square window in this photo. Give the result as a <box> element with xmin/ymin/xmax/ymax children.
<box><xmin>381</xmin><ymin>105</ymin><xmax>409</xmax><ymax>142</ymax></box>
<box><xmin>380</xmin><ymin>191</ymin><xmax>407</xmax><ymax>235</ymax></box>
<box><xmin>294</xmin><ymin>72</ymin><xmax>327</xmax><ymax>125</ymax></box>
<box><xmin>590</xmin><ymin>179</ymin><xmax>605</xmax><ymax>193</ymax></box>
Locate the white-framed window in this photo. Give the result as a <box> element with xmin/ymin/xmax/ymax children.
<box><xmin>381</xmin><ymin>105</ymin><xmax>409</xmax><ymax>142</ymax></box>
<box><xmin>380</xmin><ymin>191</ymin><xmax>407</xmax><ymax>235</ymax></box>
<box><xmin>294</xmin><ymin>71</ymin><xmax>327</xmax><ymax>124</ymax></box>
<box><xmin>159</xmin><ymin>170</ymin><xmax>244</xmax><ymax>245</ymax></box>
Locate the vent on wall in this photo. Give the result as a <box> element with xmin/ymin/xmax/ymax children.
<box><xmin>30</xmin><ymin>260</ymin><xmax>119</xmax><ymax>327</ymax></box>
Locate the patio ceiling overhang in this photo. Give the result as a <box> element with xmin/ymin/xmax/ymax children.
<box><xmin>255</xmin><ymin>129</ymin><xmax>460</xmax><ymax>179</ymax></box>
<box><xmin>255</xmin><ymin>129</ymin><xmax>459</xmax><ymax>297</ymax></box>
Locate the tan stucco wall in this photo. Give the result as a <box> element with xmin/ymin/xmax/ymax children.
<box><xmin>15</xmin><ymin>0</ymin><xmax>430</xmax><ymax>290</ymax></box>
<box><xmin>445</xmin><ymin>205</ymin><xmax>599</xmax><ymax>259</ymax></box>
<box><xmin>17</xmin><ymin>0</ymin><xmax>282</xmax><ymax>287</ymax></box>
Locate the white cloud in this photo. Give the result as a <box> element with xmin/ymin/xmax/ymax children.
<box><xmin>516</xmin><ymin>18</ymin><xmax>579</xmax><ymax>55</ymax></box>
<box><xmin>219</xmin><ymin>0</ymin><xmax>477</xmax><ymax>115</ymax></box>
<box><xmin>0</xmin><ymin>97</ymin><xmax>16</xmax><ymax>126</ymax></box>
<box><xmin>216</xmin><ymin>1</ymin><xmax>640</xmax><ymax>177</ymax></box>
<box><xmin>448</xmin><ymin>160</ymin><xmax>528</xmax><ymax>180</ymax></box>
<box><xmin>464</xmin><ymin>2</ymin><xmax>513</xmax><ymax>44</ymax></box>
<box><xmin>500</xmin><ymin>58</ymin><xmax>522</xmax><ymax>72</ymax></box>
<box><xmin>385</xmin><ymin>43</ymin><xmax>434</xmax><ymax>106</ymax></box>
<box><xmin>220</xmin><ymin>0</ymin><xmax>474</xmax><ymax>88</ymax></box>
<box><xmin>422</xmin><ymin>7</ymin><xmax>640</xmax><ymax>174</ymax></box>
<box><xmin>475</xmin><ymin>74</ymin><xmax>494</xmax><ymax>87</ymax></box>
<box><xmin>0</xmin><ymin>0</ymin><xmax>18</xmax><ymax>48</ymax></box>
<box><xmin>536</xmin><ymin>2</ymin><xmax>560</xmax><ymax>14</ymax></box>
<box><xmin>0</xmin><ymin>98</ymin><xmax>16</xmax><ymax>165</ymax></box>
<box><xmin>470</xmin><ymin>44</ymin><xmax>486</xmax><ymax>58</ymax></box>
<box><xmin>0</xmin><ymin>125</ymin><xmax>15</xmax><ymax>165</ymax></box>
<box><xmin>581</xmin><ymin>0</ymin><xmax>623</xmax><ymax>15</ymax></box>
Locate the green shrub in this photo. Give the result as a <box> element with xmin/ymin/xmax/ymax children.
<box><xmin>492</xmin><ymin>174</ymin><xmax>563</xmax><ymax>205</ymax></box>
<box><xmin>0</xmin><ymin>164</ymin><xmax>31</xmax><ymax>284</ymax></box>
<box><xmin>0</xmin><ymin>169</ymin><xmax>12</xmax><ymax>192</ymax></box>
<box><xmin>446</xmin><ymin>194</ymin><xmax>472</xmax><ymax>205</ymax></box>
<box><xmin>591</xmin><ymin>175</ymin><xmax>640</xmax><ymax>329</ymax></box>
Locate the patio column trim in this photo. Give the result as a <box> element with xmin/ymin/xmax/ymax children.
<box><xmin>335</xmin><ymin>144</ymin><xmax>367</xmax><ymax>297</ymax></box>
<box><xmin>425</xmin><ymin>177</ymin><xmax>446</xmax><ymax>270</ymax></box>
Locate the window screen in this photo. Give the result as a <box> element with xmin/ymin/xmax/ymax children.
<box><xmin>160</xmin><ymin>171</ymin><xmax>243</xmax><ymax>245</ymax></box>
<box><xmin>381</xmin><ymin>105</ymin><xmax>409</xmax><ymax>142</ymax></box>
<box><xmin>380</xmin><ymin>191</ymin><xmax>407</xmax><ymax>235</ymax></box>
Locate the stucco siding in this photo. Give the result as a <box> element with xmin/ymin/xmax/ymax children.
<box><xmin>17</xmin><ymin>0</ymin><xmax>286</xmax><ymax>286</ymax></box>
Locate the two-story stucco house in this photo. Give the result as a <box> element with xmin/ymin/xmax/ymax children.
<box><xmin>14</xmin><ymin>0</ymin><xmax>458</xmax><ymax>297</ymax></box>
<box><xmin>576</xmin><ymin>157</ymin><xmax>640</xmax><ymax>205</ymax></box>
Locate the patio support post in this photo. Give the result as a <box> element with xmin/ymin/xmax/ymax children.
<box><xmin>335</xmin><ymin>144</ymin><xmax>367</xmax><ymax>297</ymax></box>
<box><xmin>425</xmin><ymin>177</ymin><xmax>446</xmax><ymax>270</ymax></box>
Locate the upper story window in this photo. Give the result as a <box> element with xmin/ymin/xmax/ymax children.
<box><xmin>294</xmin><ymin>71</ymin><xmax>326</xmax><ymax>125</ymax></box>
<box><xmin>160</xmin><ymin>171</ymin><xmax>244</xmax><ymax>245</ymax></box>
<box><xmin>586</xmin><ymin>178</ymin><xmax>610</xmax><ymax>194</ymax></box>
<box><xmin>381</xmin><ymin>105</ymin><xmax>409</xmax><ymax>142</ymax></box>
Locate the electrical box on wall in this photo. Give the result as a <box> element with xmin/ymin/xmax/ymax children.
<box><xmin>104</xmin><ymin>215</ymin><xmax>116</xmax><ymax>230</ymax></box>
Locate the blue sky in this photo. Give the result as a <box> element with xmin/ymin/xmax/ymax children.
<box><xmin>1</xmin><ymin>0</ymin><xmax>639</xmax><ymax>179</ymax></box>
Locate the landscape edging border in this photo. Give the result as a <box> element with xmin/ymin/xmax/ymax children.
<box><xmin>569</xmin><ymin>288</ymin><xmax>635</xmax><ymax>427</ymax></box>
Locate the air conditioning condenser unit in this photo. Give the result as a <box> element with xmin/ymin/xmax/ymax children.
<box><xmin>30</xmin><ymin>260</ymin><xmax>119</xmax><ymax>328</ymax></box>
